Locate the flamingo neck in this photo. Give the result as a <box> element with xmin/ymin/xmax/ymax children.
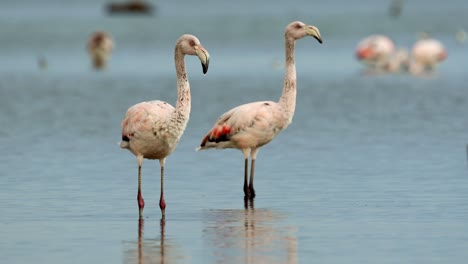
<box><xmin>173</xmin><ymin>47</ymin><xmax>191</xmax><ymax>123</ymax></box>
<box><xmin>278</xmin><ymin>37</ymin><xmax>297</xmax><ymax>121</ymax></box>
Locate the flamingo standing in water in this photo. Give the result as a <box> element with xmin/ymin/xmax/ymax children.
<box><xmin>87</xmin><ymin>31</ymin><xmax>114</xmax><ymax>70</ymax></box>
<box><xmin>355</xmin><ymin>34</ymin><xmax>395</xmax><ymax>71</ymax></box>
<box><xmin>120</xmin><ymin>34</ymin><xmax>210</xmax><ymax>219</ymax></box>
<box><xmin>197</xmin><ymin>21</ymin><xmax>322</xmax><ymax>198</ymax></box>
<box><xmin>409</xmin><ymin>38</ymin><xmax>447</xmax><ymax>75</ymax></box>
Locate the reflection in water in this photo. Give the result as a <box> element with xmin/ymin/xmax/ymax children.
<box><xmin>123</xmin><ymin>220</ymin><xmax>185</xmax><ymax>264</ymax></box>
<box><xmin>203</xmin><ymin>199</ymin><xmax>298</xmax><ymax>264</ymax></box>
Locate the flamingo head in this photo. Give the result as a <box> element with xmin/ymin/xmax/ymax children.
<box><xmin>286</xmin><ymin>21</ymin><xmax>323</xmax><ymax>44</ymax></box>
<box><xmin>177</xmin><ymin>34</ymin><xmax>210</xmax><ymax>74</ymax></box>
<box><xmin>87</xmin><ymin>31</ymin><xmax>113</xmax><ymax>53</ymax></box>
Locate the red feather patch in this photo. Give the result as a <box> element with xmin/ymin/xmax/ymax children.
<box><xmin>212</xmin><ymin>125</ymin><xmax>231</xmax><ymax>139</ymax></box>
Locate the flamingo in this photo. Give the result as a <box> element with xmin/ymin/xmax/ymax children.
<box><xmin>120</xmin><ymin>34</ymin><xmax>210</xmax><ymax>219</ymax></box>
<box><xmin>388</xmin><ymin>0</ymin><xmax>405</xmax><ymax>18</ymax></box>
<box><xmin>455</xmin><ymin>29</ymin><xmax>467</xmax><ymax>44</ymax></box>
<box><xmin>197</xmin><ymin>21</ymin><xmax>322</xmax><ymax>198</ymax></box>
<box><xmin>355</xmin><ymin>34</ymin><xmax>395</xmax><ymax>71</ymax></box>
<box><xmin>87</xmin><ymin>31</ymin><xmax>114</xmax><ymax>70</ymax></box>
<box><xmin>409</xmin><ymin>38</ymin><xmax>447</xmax><ymax>75</ymax></box>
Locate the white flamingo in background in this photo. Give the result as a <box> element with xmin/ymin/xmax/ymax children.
<box><xmin>409</xmin><ymin>38</ymin><xmax>447</xmax><ymax>75</ymax></box>
<box><xmin>355</xmin><ymin>34</ymin><xmax>395</xmax><ymax>71</ymax></box>
<box><xmin>197</xmin><ymin>21</ymin><xmax>322</xmax><ymax>198</ymax></box>
<box><xmin>120</xmin><ymin>34</ymin><xmax>210</xmax><ymax>219</ymax></box>
<box><xmin>87</xmin><ymin>31</ymin><xmax>114</xmax><ymax>70</ymax></box>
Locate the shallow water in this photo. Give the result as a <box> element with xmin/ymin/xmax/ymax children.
<box><xmin>1</xmin><ymin>0</ymin><xmax>468</xmax><ymax>263</ymax></box>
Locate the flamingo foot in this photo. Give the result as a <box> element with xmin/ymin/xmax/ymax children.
<box><xmin>244</xmin><ymin>184</ymin><xmax>255</xmax><ymax>198</ymax></box>
<box><xmin>243</xmin><ymin>187</ymin><xmax>255</xmax><ymax>198</ymax></box>
<box><xmin>249</xmin><ymin>186</ymin><xmax>256</xmax><ymax>198</ymax></box>
<box><xmin>244</xmin><ymin>185</ymin><xmax>250</xmax><ymax>197</ymax></box>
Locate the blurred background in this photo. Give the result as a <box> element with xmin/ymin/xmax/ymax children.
<box><xmin>1</xmin><ymin>0</ymin><xmax>468</xmax><ymax>263</ymax></box>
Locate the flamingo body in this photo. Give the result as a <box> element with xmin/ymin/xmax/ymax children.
<box><xmin>200</xmin><ymin>101</ymin><xmax>288</xmax><ymax>150</ymax></box>
<box><xmin>121</xmin><ymin>100</ymin><xmax>180</xmax><ymax>160</ymax></box>
<box><xmin>409</xmin><ymin>38</ymin><xmax>447</xmax><ymax>74</ymax></box>
<box><xmin>355</xmin><ymin>35</ymin><xmax>395</xmax><ymax>69</ymax></box>
<box><xmin>198</xmin><ymin>21</ymin><xmax>322</xmax><ymax>198</ymax></box>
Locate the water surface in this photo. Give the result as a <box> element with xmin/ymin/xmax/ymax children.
<box><xmin>1</xmin><ymin>0</ymin><xmax>468</xmax><ymax>263</ymax></box>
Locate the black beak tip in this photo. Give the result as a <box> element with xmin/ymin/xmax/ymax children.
<box><xmin>315</xmin><ymin>36</ymin><xmax>323</xmax><ymax>44</ymax></box>
<box><xmin>202</xmin><ymin>62</ymin><xmax>209</xmax><ymax>74</ymax></box>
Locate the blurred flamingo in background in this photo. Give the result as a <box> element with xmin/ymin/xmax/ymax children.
<box><xmin>388</xmin><ymin>0</ymin><xmax>405</xmax><ymax>18</ymax></box>
<box><xmin>87</xmin><ymin>31</ymin><xmax>114</xmax><ymax>70</ymax></box>
<box><xmin>197</xmin><ymin>21</ymin><xmax>322</xmax><ymax>199</ymax></box>
<box><xmin>455</xmin><ymin>29</ymin><xmax>467</xmax><ymax>44</ymax></box>
<box><xmin>355</xmin><ymin>34</ymin><xmax>395</xmax><ymax>72</ymax></box>
<box><xmin>120</xmin><ymin>34</ymin><xmax>210</xmax><ymax>219</ymax></box>
<box><xmin>409</xmin><ymin>38</ymin><xmax>447</xmax><ymax>75</ymax></box>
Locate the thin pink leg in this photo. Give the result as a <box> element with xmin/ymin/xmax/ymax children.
<box><xmin>137</xmin><ymin>155</ymin><xmax>145</xmax><ymax>219</ymax></box>
<box><xmin>159</xmin><ymin>159</ymin><xmax>166</xmax><ymax>220</ymax></box>
<box><xmin>137</xmin><ymin>164</ymin><xmax>145</xmax><ymax>219</ymax></box>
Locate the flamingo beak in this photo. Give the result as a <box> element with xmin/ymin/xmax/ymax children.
<box><xmin>305</xmin><ymin>25</ymin><xmax>323</xmax><ymax>44</ymax></box>
<box><xmin>195</xmin><ymin>47</ymin><xmax>210</xmax><ymax>74</ymax></box>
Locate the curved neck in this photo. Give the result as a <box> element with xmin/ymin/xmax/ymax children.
<box><xmin>278</xmin><ymin>36</ymin><xmax>297</xmax><ymax>119</ymax></box>
<box><xmin>173</xmin><ymin>46</ymin><xmax>191</xmax><ymax>121</ymax></box>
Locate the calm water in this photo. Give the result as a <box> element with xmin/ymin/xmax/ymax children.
<box><xmin>1</xmin><ymin>0</ymin><xmax>468</xmax><ymax>263</ymax></box>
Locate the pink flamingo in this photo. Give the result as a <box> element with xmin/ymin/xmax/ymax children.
<box><xmin>355</xmin><ymin>34</ymin><xmax>395</xmax><ymax>71</ymax></box>
<box><xmin>197</xmin><ymin>21</ymin><xmax>322</xmax><ymax>198</ymax></box>
<box><xmin>87</xmin><ymin>31</ymin><xmax>114</xmax><ymax>70</ymax></box>
<box><xmin>409</xmin><ymin>38</ymin><xmax>447</xmax><ymax>75</ymax></box>
<box><xmin>120</xmin><ymin>34</ymin><xmax>210</xmax><ymax>219</ymax></box>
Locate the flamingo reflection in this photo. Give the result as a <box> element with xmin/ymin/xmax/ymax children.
<box><xmin>123</xmin><ymin>219</ymin><xmax>185</xmax><ymax>264</ymax></box>
<box><xmin>203</xmin><ymin>201</ymin><xmax>297</xmax><ymax>264</ymax></box>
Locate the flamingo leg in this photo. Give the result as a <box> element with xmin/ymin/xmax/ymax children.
<box><xmin>137</xmin><ymin>155</ymin><xmax>145</xmax><ymax>219</ymax></box>
<box><xmin>243</xmin><ymin>158</ymin><xmax>250</xmax><ymax>197</ymax></box>
<box><xmin>159</xmin><ymin>159</ymin><xmax>167</xmax><ymax>220</ymax></box>
<box><xmin>249</xmin><ymin>159</ymin><xmax>256</xmax><ymax>198</ymax></box>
